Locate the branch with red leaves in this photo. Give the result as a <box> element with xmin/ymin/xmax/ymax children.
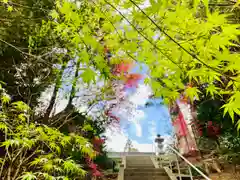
<box><xmin>103</xmin><ymin>46</ymin><xmax>142</xmax><ymax>125</ymax></box>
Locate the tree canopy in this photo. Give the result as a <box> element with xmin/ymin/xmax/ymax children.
<box><xmin>0</xmin><ymin>0</ymin><xmax>240</xmax><ymax>179</ymax></box>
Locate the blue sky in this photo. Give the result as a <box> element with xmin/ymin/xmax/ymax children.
<box><xmin>126</xmin><ymin>99</ymin><xmax>172</xmax><ymax>144</ymax></box>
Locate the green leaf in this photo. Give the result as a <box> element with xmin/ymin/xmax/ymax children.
<box><xmin>222</xmin><ymin>103</ymin><xmax>235</xmax><ymax>122</ymax></box>
<box><xmin>1</xmin><ymin>94</ymin><xmax>11</xmax><ymax>104</ymax></box>
<box><xmin>83</xmin><ymin>124</ymin><xmax>93</xmax><ymax>131</ymax></box>
<box><xmin>144</xmin><ymin>77</ymin><xmax>150</xmax><ymax>85</ymax></box>
<box><xmin>7</xmin><ymin>6</ymin><xmax>13</xmax><ymax>12</ymax></box>
<box><xmin>20</xmin><ymin>172</ymin><xmax>37</xmax><ymax>180</ymax></box>
<box><xmin>226</xmin><ymin>81</ymin><xmax>233</xmax><ymax>89</ymax></box>
<box><xmin>18</xmin><ymin>113</ymin><xmax>27</xmax><ymax>122</ymax></box>
<box><xmin>81</xmin><ymin>68</ymin><xmax>96</xmax><ymax>83</ymax></box>
<box><xmin>43</xmin><ymin>162</ymin><xmax>54</xmax><ymax>171</ymax></box>
<box><xmin>122</xmin><ymin>1</ymin><xmax>133</xmax><ymax>8</ymax></box>
<box><xmin>2</xmin><ymin>0</ymin><xmax>8</xmax><ymax>4</ymax></box>
<box><xmin>50</xmin><ymin>10</ymin><xmax>59</xmax><ymax>19</ymax></box>
<box><xmin>29</xmin><ymin>158</ymin><xmax>42</xmax><ymax>166</ymax></box>
<box><xmin>193</xmin><ymin>0</ymin><xmax>200</xmax><ymax>10</ymax></box>
<box><xmin>0</xmin><ymin>123</ymin><xmax>7</xmax><ymax>131</ymax></box>
<box><xmin>1</xmin><ymin>139</ymin><xmax>21</xmax><ymax>148</ymax></box>
<box><xmin>83</xmin><ymin>35</ymin><xmax>98</xmax><ymax>49</ymax></box>
<box><xmin>49</xmin><ymin>142</ymin><xmax>61</xmax><ymax>154</ymax></box>
<box><xmin>36</xmin><ymin>173</ymin><xmax>57</xmax><ymax>180</ymax></box>
<box><xmin>237</xmin><ymin>120</ymin><xmax>240</xmax><ymax>131</ymax></box>
<box><xmin>187</xmin><ymin>69</ymin><xmax>205</xmax><ymax>83</ymax></box>
<box><xmin>61</xmin><ymin>136</ymin><xmax>71</xmax><ymax>147</ymax></box>
<box><xmin>185</xmin><ymin>87</ymin><xmax>201</xmax><ymax>101</ymax></box>
<box><xmin>0</xmin><ymin>158</ymin><xmax>4</xmax><ymax>164</ymax></box>
<box><xmin>22</xmin><ymin>138</ymin><xmax>35</xmax><ymax>149</ymax></box>
<box><xmin>102</xmin><ymin>21</ymin><xmax>114</xmax><ymax>32</ymax></box>
<box><xmin>12</xmin><ymin>101</ymin><xmax>30</xmax><ymax>111</ymax></box>
<box><xmin>53</xmin><ymin>158</ymin><xmax>63</xmax><ymax>164</ymax></box>
<box><xmin>202</xmin><ymin>0</ymin><xmax>209</xmax><ymax>11</ymax></box>
<box><xmin>125</xmin><ymin>30</ymin><xmax>138</xmax><ymax>39</ymax></box>
<box><xmin>79</xmin><ymin>50</ymin><xmax>90</xmax><ymax>63</ymax></box>
<box><xmin>206</xmin><ymin>84</ymin><xmax>219</xmax><ymax>98</ymax></box>
<box><xmin>63</xmin><ymin>160</ymin><xmax>79</xmax><ymax>173</ymax></box>
<box><xmin>207</xmin><ymin>12</ymin><xmax>227</xmax><ymax>25</ymax></box>
<box><xmin>232</xmin><ymin>0</ymin><xmax>240</xmax><ymax>10</ymax></box>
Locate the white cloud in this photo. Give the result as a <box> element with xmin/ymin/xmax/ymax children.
<box><xmin>117</xmin><ymin>84</ymin><xmax>151</xmax><ymax>137</ymax></box>
<box><xmin>148</xmin><ymin>120</ymin><xmax>157</xmax><ymax>141</ymax></box>
<box><xmin>132</xmin><ymin>141</ymin><xmax>154</xmax><ymax>152</ymax></box>
<box><xmin>105</xmin><ymin>129</ymin><xmax>174</xmax><ymax>153</ymax></box>
<box><xmin>109</xmin><ymin>84</ymin><xmax>151</xmax><ymax>138</ymax></box>
<box><xmin>105</xmin><ymin>129</ymin><xmax>128</xmax><ymax>152</ymax></box>
<box><xmin>105</xmin><ymin>128</ymin><xmax>153</xmax><ymax>152</ymax></box>
<box><xmin>129</xmin><ymin>84</ymin><xmax>152</xmax><ymax>106</ymax></box>
<box><xmin>135</xmin><ymin>123</ymin><xmax>142</xmax><ymax>137</ymax></box>
<box><xmin>132</xmin><ymin>109</ymin><xmax>145</xmax><ymax>120</ymax></box>
<box><xmin>130</xmin><ymin>109</ymin><xmax>145</xmax><ymax>137</ymax></box>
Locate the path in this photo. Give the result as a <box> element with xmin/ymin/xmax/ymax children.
<box><xmin>124</xmin><ymin>155</ymin><xmax>169</xmax><ymax>180</ymax></box>
<box><xmin>116</xmin><ymin>152</ymin><xmax>210</xmax><ymax>180</ymax></box>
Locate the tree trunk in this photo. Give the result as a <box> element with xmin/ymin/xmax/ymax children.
<box><xmin>44</xmin><ymin>63</ymin><xmax>66</xmax><ymax>121</ymax></box>
<box><xmin>66</xmin><ymin>60</ymin><xmax>80</xmax><ymax>110</ymax></box>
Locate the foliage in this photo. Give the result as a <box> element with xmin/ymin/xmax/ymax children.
<box><xmin>0</xmin><ymin>0</ymin><xmax>122</xmax><ymax>178</ymax></box>
<box><xmin>195</xmin><ymin>100</ymin><xmax>228</xmax><ymax>144</ymax></box>
<box><xmin>0</xmin><ymin>89</ymin><xmax>96</xmax><ymax>179</ymax></box>
<box><xmin>195</xmin><ymin>98</ymin><xmax>240</xmax><ymax>168</ymax></box>
<box><xmin>218</xmin><ymin>132</ymin><xmax>240</xmax><ymax>165</ymax></box>
<box><xmin>190</xmin><ymin>166</ymin><xmax>208</xmax><ymax>176</ymax></box>
<box><xmin>0</xmin><ymin>0</ymin><xmax>240</xmax><ymax>178</ymax></box>
<box><xmin>74</xmin><ymin>0</ymin><xmax>240</xmax><ymax>125</ymax></box>
<box><xmin>0</xmin><ymin>0</ymin><xmax>57</xmax><ymax>108</ymax></box>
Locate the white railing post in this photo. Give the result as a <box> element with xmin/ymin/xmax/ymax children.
<box><xmin>150</xmin><ymin>155</ymin><xmax>159</xmax><ymax>168</ymax></box>
<box><xmin>123</xmin><ymin>155</ymin><xmax>126</xmax><ymax>169</ymax></box>
<box><xmin>117</xmin><ymin>164</ymin><xmax>124</xmax><ymax>180</ymax></box>
<box><xmin>118</xmin><ymin>152</ymin><xmax>126</xmax><ymax>180</ymax></box>
<box><xmin>167</xmin><ymin>145</ymin><xmax>211</xmax><ymax>180</ymax></box>
<box><xmin>169</xmin><ymin>160</ymin><xmax>172</xmax><ymax>172</ymax></box>
<box><xmin>188</xmin><ymin>166</ymin><xmax>193</xmax><ymax>180</ymax></box>
<box><xmin>176</xmin><ymin>157</ymin><xmax>182</xmax><ymax>180</ymax></box>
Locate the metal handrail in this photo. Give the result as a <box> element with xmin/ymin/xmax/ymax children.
<box><xmin>117</xmin><ymin>151</ymin><xmax>125</xmax><ymax>180</ymax></box>
<box><xmin>166</xmin><ymin>145</ymin><xmax>211</xmax><ymax>180</ymax></box>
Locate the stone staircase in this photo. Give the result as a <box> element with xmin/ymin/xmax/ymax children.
<box><xmin>124</xmin><ymin>156</ymin><xmax>170</xmax><ymax>180</ymax></box>
<box><xmin>117</xmin><ymin>152</ymin><xmax>210</xmax><ymax>180</ymax></box>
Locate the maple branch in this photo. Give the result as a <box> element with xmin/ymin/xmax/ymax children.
<box><xmin>129</xmin><ymin>0</ymin><xmax>222</xmax><ymax>72</ymax></box>
<box><xmin>129</xmin><ymin>0</ymin><xmax>240</xmax><ymax>84</ymax></box>
<box><xmin>103</xmin><ymin>0</ymin><xmax>183</xmax><ymax>70</ymax></box>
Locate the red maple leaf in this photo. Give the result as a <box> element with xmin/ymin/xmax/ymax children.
<box><xmin>124</xmin><ymin>73</ymin><xmax>142</xmax><ymax>88</ymax></box>
<box><xmin>93</xmin><ymin>170</ymin><xmax>102</xmax><ymax>177</ymax></box>
<box><xmin>113</xmin><ymin>62</ymin><xmax>133</xmax><ymax>74</ymax></box>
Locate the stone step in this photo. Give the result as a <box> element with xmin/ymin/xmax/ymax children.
<box><xmin>127</xmin><ymin>164</ymin><xmax>154</xmax><ymax>166</ymax></box>
<box><xmin>125</xmin><ymin>168</ymin><xmax>166</xmax><ymax>173</ymax></box>
<box><xmin>126</xmin><ymin>164</ymin><xmax>154</xmax><ymax>166</ymax></box>
<box><xmin>127</xmin><ymin>163</ymin><xmax>154</xmax><ymax>166</ymax></box>
<box><xmin>174</xmin><ymin>174</ymin><xmax>193</xmax><ymax>178</ymax></box>
<box><xmin>176</xmin><ymin>177</ymin><xmax>192</xmax><ymax>180</ymax></box>
<box><xmin>126</xmin><ymin>162</ymin><xmax>154</xmax><ymax>165</ymax></box>
<box><xmin>127</xmin><ymin>162</ymin><xmax>153</xmax><ymax>164</ymax></box>
<box><xmin>124</xmin><ymin>175</ymin><xmax>170</xmax><ymax>180</ymax></box>
<box><xmin>124</xmin><ymin>156</ymin><xmax>170</xmax><ymax>179</ymax></box>
<box><xmin>126</xmin><ymin>166</ymin><xmax>155</xmax><ymax>169</ymax></box>
<box><xmin>125</xmin><ymin>172</ymin><xmax>167</xmax><ymax>176</ymax></box>
<box><xmin>126</xmin><ymin>157</ymin><xmax>153</xmax><ymax>163</ymax></box>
